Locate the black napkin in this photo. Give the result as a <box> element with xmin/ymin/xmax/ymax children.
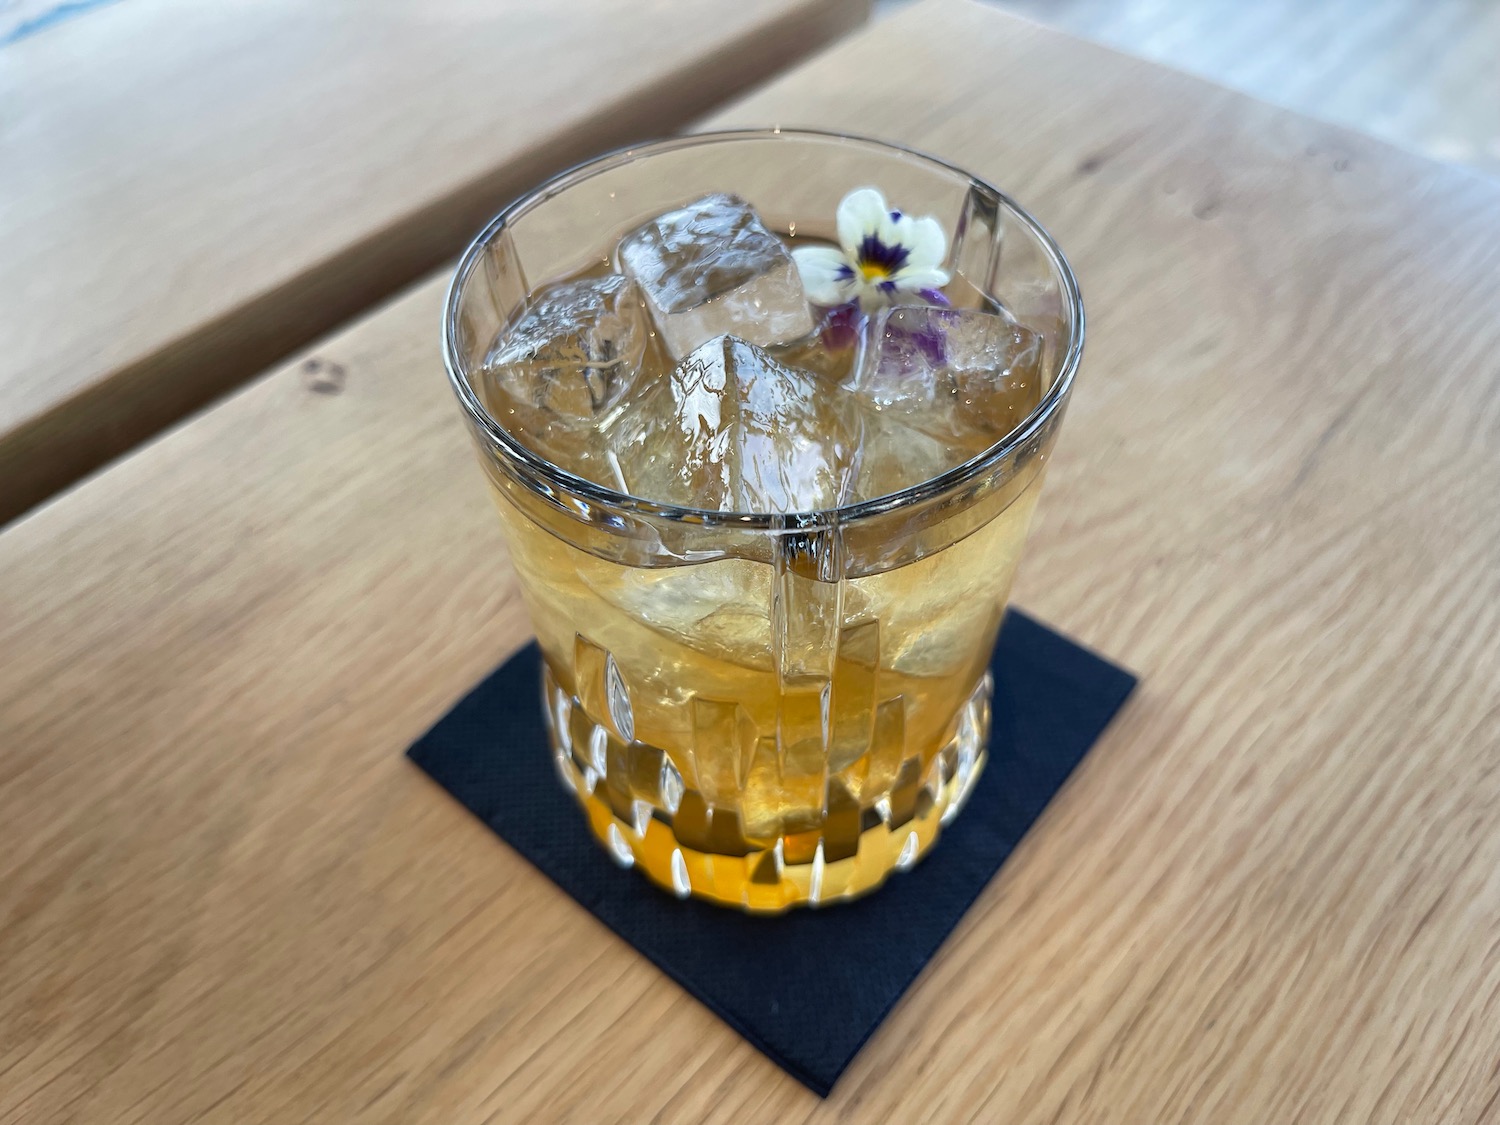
<box><xmin>409</xmin><ymin>609</ymin><xmax>1135</xmax><ymax>1096</ymax></box>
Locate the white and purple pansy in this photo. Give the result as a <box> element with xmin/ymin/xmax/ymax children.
<box><xmin>792</xmin><ymin>187</ymin><xmax>951</xmax><ymax>311</ymax></box>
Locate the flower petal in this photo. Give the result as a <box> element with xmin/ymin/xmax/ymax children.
<box><xmin>836</xmin><ymin>188</ymin><xmax>890</xmax><ymax>258</ymax></box>
<box><xmin>852</xmin><ymin>278</ymin><xmax>896</xmax><ymax>310</ymax></box>
<box><xmin>792</xmin><ymin>245</ymin><xmax>858</xmax><ymax>306</ymax></box>
<box><xmin>900</xmin><ymin>215</ymin><xmax>947</xmax><ymax>271</ymax></box>
<box><xmin>890</xmin><ymin>265</ymin><xmax>951</xmax><ymax>291</ymax></box>
<box><xmin>876</xmin><ymin>210</ymin><xmax>911</xmax><ymax>261</ymax></box>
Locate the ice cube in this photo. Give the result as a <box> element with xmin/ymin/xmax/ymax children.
<box><xmin>849</xmin><ymin>407</ymin><xmax>957</xmax><ymax>503</ymax></box>
<box><xmin>480</xmin><ymin>273</ymin><xmax>653</xmax><ymax>483</ymax></box>
<box><xmin>766</xmin><ymin>303</ymin><xmax>866</xmax><ymax>385</ymax></box>
<box><xmin>581</xmin><ymin>557</ymin><xmax>776</xmax><ymax>667</ymax></box>
<box><xmin>617</xmin><ymin>193</ymin><xmax>814</xmax><ymax>360</ymax></box>
<box><xmin>606</xmin><ymin>335</ymin><xmax>858</xmax><ymax>513</ymax></box>
<box><xmin>848</xmin><ymin>305</ymin><xmax>1043</xmax><ymax>448</ymax></box>
<box><xmin>483</xmin><ymin>273</ymin><xmax>650</xmax><ymax>423</ymax></box>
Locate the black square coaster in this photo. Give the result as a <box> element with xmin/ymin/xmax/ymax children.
<box><xmin>408</xmin><ymin>610</ymin><xmax>1135</xmax><ymax>1096</ymax></box>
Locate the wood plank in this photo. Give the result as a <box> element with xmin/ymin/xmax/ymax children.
<box><xmin>5</xmin><ymin>0</ymin><xmax>1500</xmax><ymax>1120</ymax></box>
<box><xmin>0</xmin><ymin>0</ymin><xmax>870</xmax><ymax>525</ymax></box>
<box><xmin>993</xmin><ymin>0</ymin><xmax>1500</xmax><ymax>178</ymax></box>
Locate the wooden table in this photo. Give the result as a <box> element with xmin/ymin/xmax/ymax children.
<box><xmin>0</xmin><ymin>0</ymin><xmax>869</xmax><ymax>527</ymax></box>
<box><xmin>5</xmin><ymin>1</ymin><xmax>1500</xmax><ymax>1120</ymax></box>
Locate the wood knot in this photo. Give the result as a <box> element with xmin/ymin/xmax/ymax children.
<box><xmin>301</xmin><ymin>358</ymin><xmax>347</xmax><ymax>395</ymax></box>
<box><xmin>1076</xmin><ymin>151</ymin><xmax>1108</xmax><ymax>176</ymax></box>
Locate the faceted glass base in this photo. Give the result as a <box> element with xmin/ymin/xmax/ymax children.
<box><xmin>542</xmin><ymin>663</ymin><xmax>991</xmax><ymax>913</ymax></box>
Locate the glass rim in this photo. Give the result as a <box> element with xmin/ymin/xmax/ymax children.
<box><xmin>442</xmin><ymin>127</ymin><xmax>1085</xmax><ymax>531</ymax></box>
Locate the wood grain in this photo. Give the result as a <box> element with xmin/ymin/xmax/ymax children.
<box><xmin>5</xmin><ymin>1</ymin><xmax>1500</xmax><ymax>1121</ymax></box>
<box><xmin>0</xmin><ymin>0</ymin><xmax>869</xmax><ymax>526</ymax></box>
<box><xmin>993</xmin><ymin>0</ymin><xmax>1500</xmax><ymax>178</ymax></box>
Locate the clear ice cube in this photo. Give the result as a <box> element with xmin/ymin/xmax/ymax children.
<box><xmin>848</xmin><ymin>305</ymin><xmax>1042</xmax><ymax>447</ymax></box>
<box><xmin>481</xmin><ymin>273</ymin><xmax>652</xmax><ymax>483</ymax></box>
<box><xmin>582</xmin><ymin>557</ymin><xmax>775</xmax><ymax>667</ymax></box>
<box><xmin>849</xmin><ymin>408</ymin><xmax>956</xmax><ymax>503</ymax></box>
<box><xmin>617</xmin><ymin>193</ymin><xmax>814</xmax><ymax>360</ymax></box>
<box><xmin>766</xmin><ymin>302</ymin><xmax>865</xmax><ymax>385</ymax></box>
<box><xmin>483</xmin><ymin>273</ymin><xmax>650</xmax><ymax>423</ymax></box>
<box><xmin>606</xmin><ymin>335</ymin><xmax>858</xmax><ymax>513</ymax></box>
<box><xmin>840</xmin><ymin>305</ymin><xmax>1045</xmax><ymax>501</ymax></box>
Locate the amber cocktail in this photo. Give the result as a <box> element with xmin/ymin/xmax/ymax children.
<box><xmin>444</xmin><ymin>131</ymin><xmax>1082</xmax><ymax>911</ymax></box>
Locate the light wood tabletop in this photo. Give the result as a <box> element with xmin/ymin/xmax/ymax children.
<box><xmin>5</xmin><ymin>1</ymin><xmax>1500</xmax><ymax>1121</ymax></box>
<box><xmin>0</xmin><ymin>0</ymin><xmax>869</xmax><ymax>527</ymax></box>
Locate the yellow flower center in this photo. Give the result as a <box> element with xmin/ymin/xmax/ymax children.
<box><xmin>858</xmin><ymin>261</ymin><xmax>892</xmax><ymax>284</ymax></box>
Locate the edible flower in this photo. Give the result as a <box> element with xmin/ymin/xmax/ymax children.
<box><xmin>792</xmin><ymin>187</ymin><xmax>950</xmax><ymax>310</ymax></box>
